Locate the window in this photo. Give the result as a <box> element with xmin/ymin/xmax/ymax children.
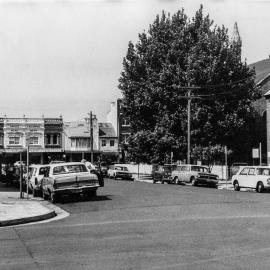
<box><xmin>257</xmin><ymin>168</ymin><xmax>270</xmax><ymax>175</ymax></box>
<box><xmin>122</xmin><ymin>133</ymin><xmax>130</xmax><ymax>144</ymax></box>
<box><xmin>122</xmin><ymin>118</ymin><xmax>130</xmax><ymax>126</ymax></box>
<box><xmin>71</xmin><ymin>138</ymin><xmax>90</xmax><ymax>148</ymax></box>
<box><xmin>179</xmin><ymin>166</ymin><xmax>189</xmax><ymax>172</ymax></box>
<box><xmin>240</xmin><ymin>168</ymin><xmax>249</xmax><ymax>175</ymax></box>
<box><xmin>110</xmin><ymin>140</ymin><xmax>114</xmax><ymax>147</ymax></box>
<box><xmin>248</xmin><ymin>168</ymin><xmax>256</xmax><ymax>175</ymax></box>
<box><xmin>66</xmin><ymin>164</ymin><xmax>87</xmax><ymax>173</ymax></box>
<box><xmin>53</xmin><ymin>135</ymin><xmax>58</xmax><ymax>145</ymax></box>
<box><xmin>9</xmin><ymin>136</ymin><xmax>20</xmax><ymax>145</ymax></box>
<box><xmin>102</xmin><ymin>140</ymin><xmax>106</xmax><ymax>147</ymax></box>
<box><xmin>29</xmin><ymin>136</ymin><xmax>39</xmax><ymax>145</ymax></box>
<box><xmin>45</xmin><ymin>134</ymin><xmax>60</xmax><ymax>145</ymax></box>
<box><xmin>53</xmin><ymin>166</ymin><xmax>67</xmax><ymax>175</ymax></box>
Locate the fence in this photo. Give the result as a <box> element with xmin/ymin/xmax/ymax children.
<box><xmin>116</xmin><ymin>163</ymin><xmax>230</xmax><ymax>181</ymax></box>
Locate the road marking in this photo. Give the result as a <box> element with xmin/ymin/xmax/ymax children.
<box><xmin>52</xmin><ymin>214</ymin><xmax>270</xmax><ymax>228</ymax></box>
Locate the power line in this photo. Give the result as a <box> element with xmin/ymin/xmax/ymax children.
<box><xmin>173</xmin><ymin>76</ymin><xmax>253</xmax><ymax>91</ymax></box>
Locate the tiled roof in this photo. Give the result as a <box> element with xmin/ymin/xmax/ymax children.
<box><xmin>99</xmin><ymin>123</ymin><xmax>117</xmax><ymax>138</ymax></box>
<box><xmin>249</xmin><ymin>58</ymin><xmax>270</xmax><ymax>85</ymax></box>
<box><xmin>64</xmin><ymin>121</ymin><xmax>90</xmax><ymax>138</ymax></box>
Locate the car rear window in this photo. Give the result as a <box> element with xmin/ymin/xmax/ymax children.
<box><xmin>66</xmin><ymin>164</ymin><xmax>87</xmax><ymax>173</ymax></box>
<box><xmin>115</xmin><ymin>166</ymin><xmax>128</xmax><ymax>171</ymax></box>
<box><xmin>53</xmin><ymin>166</ymin><xmax>68</xmax><ymax>175</ymax></box>
<box><xmin>257</xmin><ymin>168</ymin><xmax>270</xmax><ymax>176</ymax></box>
<box><xmin>191</xmin><ymin>166</ymin><xmax>209</xmax><ymax>173</ymax></box>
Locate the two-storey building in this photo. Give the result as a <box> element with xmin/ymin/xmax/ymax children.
<box><xmin>64</xmin><ymin>117</ymin><xmax>100</xmax><ymax>162</ymax></box>
<box><xmin>43</xmin><ymin>117</ymin><xmax>64</xmax><ymax>163</ymax></box>
<box><xmin>3</xmin><ymin>117</ymin><xmax>45</xmax><ymax>164</ymax></box>
<box><xmin>107</xmin><ymin>99</ymin><xmax>131</xmax><ymax>162</ymax></box>
<box><xmin>99</xmin><ymin>123</ymin><xmax>118</xmax><ymax>163</ymax></box>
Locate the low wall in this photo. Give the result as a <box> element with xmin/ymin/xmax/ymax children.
<box><xmin>116</xmin><ymin>163</ymin><xmax>229</xmax><ymax>180</ymax></box>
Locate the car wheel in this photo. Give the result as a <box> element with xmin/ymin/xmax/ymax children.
<box><xmin>191</xmin><ymin>177</ymin><xmax>197</xmax><ymax>186</ymax></box>
<box><xmin>233</xmin><ymin>181</ymin><xmax>240</xmax><ymax>191</ymax></box>
<box><xmin>210</xmin><ymin>183</ymin><xmax>217</xmax><ymax>188</ymax></box>
<box><xmin>256</xmin><ymin>182</ymin><xmax>264</xmax><ymax>193</ymax></box>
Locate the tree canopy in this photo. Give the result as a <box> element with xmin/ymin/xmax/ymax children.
<box><xmin>118</xmin><ymin>6</ymin><xmax>260</xmax><ymax>164</ymax></box>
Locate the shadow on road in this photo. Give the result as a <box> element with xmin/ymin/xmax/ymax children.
<box><xmin>57</xmin><ymin>194</ymin><xmax>113</xmax><ymax>204</ymax></box>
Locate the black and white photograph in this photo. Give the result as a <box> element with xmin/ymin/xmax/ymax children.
<box><xmin>0</xmin><ymin>0</ymin><xmax>270</xmax><ymax>269</ymax></box>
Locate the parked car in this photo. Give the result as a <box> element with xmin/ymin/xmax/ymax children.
<box><xmin>107</xmin><ymin>165</ymin><xmax>133</xmax><ymax>180</ymax></box>
<box><xmin>28</xmin><ymin>165</ymin><xmax>50</xmax><ymax>197</ymax></box>
<box><xmin>170</xmin><ymin>164</ymin><xmax>219</xmax><ymax>187</ymax></box>
<box><xmin>229</xmin><ymin>162</ymin><xmax>248</xmax><ymax>179</ymax></box>
<box><xmin>81</xmin><ymin>160</ymin><xmax>104</xmax><ymax>187</ymax></box>
<box><xmin>41</xmin><ymin>162</ymin><xmax>102</xmax><ymax>202</ymax></box>
<box><xmin>99</xmin><ymin>162</ymin><xmax>108</xmax><ymax>176</ymax></box>
<box><xmin>232</xmin><ymin>166</ymin><xmax>270</xmax><ymax>193</ymax></box>
<box><xmin>153</xmin><ymin>164</ymin><xmax>176</xmax><ymax>184</ymax></box>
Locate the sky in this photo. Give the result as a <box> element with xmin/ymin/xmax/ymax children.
<box><xmin>0</xmin><ymin>0</ymin><xmax>269</xmax><ymax>122</ymax></box>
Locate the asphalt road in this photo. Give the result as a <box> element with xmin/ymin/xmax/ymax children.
<box><xmin>2</xmin><ymin>179</ymin><xmax>270</xmax><ymax>270</ymax></box>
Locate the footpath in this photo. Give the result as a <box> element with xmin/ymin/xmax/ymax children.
<box><xmin>0</xmin><ymin>182</ymin><xmax>56</xmax><ymax>227</ymax></box>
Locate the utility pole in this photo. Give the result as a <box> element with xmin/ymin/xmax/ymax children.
<box><xmin>89</xmin><ymin>111</ymin><xmax>94</xmax><ymax>163</ymax></box>
<box><xmin>259</xmin><ymin>142</ymin><xmax>262</xmax><ymax>166</ymax></box>
<box><xmin>19</xmin><ymin>152</ymin><xmax>23</xmax><ymax>199</ymax></box>
<box><xmin>26</xmin><ymin>144</ymin><xmax>29</xmax><ymax>199</ymax></box>
<box><xmin>225</xmin><ymin>146</ymin><xmax>228</xmax><ymax>188</ymax></box>
<box><xmin>187</xmin><ymin>88</ymin><xmax>191</xmax><ymax>164</ymax></box>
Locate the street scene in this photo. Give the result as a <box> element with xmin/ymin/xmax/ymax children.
<box><xmin>2</xmin><ymin>178</ymin><xmax>270</xmax><ymax>270</ymax></box>
<box><xmin>1</xmin><ymin>0</ymin><xmax>270</xmax><ymax>269</ymax></box>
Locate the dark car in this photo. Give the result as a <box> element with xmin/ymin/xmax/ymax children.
<box><xmin>94</xmin><ymin>162</ymin><xmax>108</xmax><ymax>177</ymax></box>
<box><xmin>153</xmin><ymin>164</ymin><xmax>176</xmax><ymax>184</ymax></box>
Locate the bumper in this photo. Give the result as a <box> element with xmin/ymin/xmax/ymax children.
<box><xmin>116</xmin><ymin>174</ymin><xmax>133</xmax><ymax>180</ymax></box>
<box><xmin>54</xmin><ymin>184</ymin><xmax>100</xmax><ymax>195</ymax></box>
<box><xmin>196</xmin><ymin>178</ymin><xmax>219</xmax><ymax>184</ymax></box>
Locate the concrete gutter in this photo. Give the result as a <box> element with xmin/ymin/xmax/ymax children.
<box><xmin>0</xmin><ymin>209</ymin><xmax>56</xmax><ymax>227</ymax></box>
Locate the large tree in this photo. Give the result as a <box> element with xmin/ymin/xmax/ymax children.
<box><xmin>119</xmin><ymin>6</ymin><xmax>260</xmax><ymax>164</ymax></box>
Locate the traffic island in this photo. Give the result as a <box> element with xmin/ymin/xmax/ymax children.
<box><xmin>0</xmin><ymin>192</ymin><xmax>56</xmax><ymax>227</ymax></box>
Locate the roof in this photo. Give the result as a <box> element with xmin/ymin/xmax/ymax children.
<box><xmin>249</xmin><ymin>58</ymin><xmax>270</xmax><ymax>85</ymax></box>
<box><xmin>64</xmin><ymin>121</ymin><xmax>90</xmax><ymax>138</ymax></box>
<box><xmin>99</xmin><ymin>123</ymin><xmax>117</xmax><ymax>138</ymax></box>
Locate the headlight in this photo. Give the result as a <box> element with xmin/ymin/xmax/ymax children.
<box><xmin>267</xmin><ymin>178</ymin><xmax>270</xmax><ymax>184</ymax></box>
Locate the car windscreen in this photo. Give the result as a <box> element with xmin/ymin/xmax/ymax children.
<box><xmin>257</xmin><ymin>168</ymin><xmax>270</xmax><ymax>176</ymax></box>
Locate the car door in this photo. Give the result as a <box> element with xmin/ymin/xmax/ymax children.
<box><xmin>237</xmin><ymin>167</ymin><xmax>250</xmax><ymax>187</ymax></box>
<box><xmin>179</xmin><ymin>165</ymin><xmax>190</xmax><ymax>182</ymax></box>
<box><xmin>246</xmin><ymin>167</ymin><xmax>256</xmax><ymax>188</ymax></box>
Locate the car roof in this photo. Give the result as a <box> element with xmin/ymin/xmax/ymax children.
<box><xmin>29</xmin><ymin>164</ymin><xmax>49</xmax><ymax>168</ymax></box>
<box><xmin>241</xmin><ymin>166</ymin><xmax>270</xmax><ymax>168</ymax></box>
<box><xmin>48</xmin><ymin>162</ymin><xmax>86</xmax><ymax>168</ymax></box>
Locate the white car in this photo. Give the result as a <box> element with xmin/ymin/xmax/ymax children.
<box><xmin>232</xmin><ymin>166</ymin><xmax>270</xmax><ymax>193</ymax></box>
<box><xmin>28</xmin><ymin>165</ymin><xmax>50</xmax><ymax>197</ymax></box>
<box><xmin>41</xmin><ymin>162</ymin><xmax>101</xmax><ymax>202</ymax></box>
<box><xmin>107</xmin><ymin>165</ymin><xmax>133</xmax><ymax>180</ymax></box>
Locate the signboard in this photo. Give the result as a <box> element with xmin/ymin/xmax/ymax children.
<box><xmin>252</xmin><ymin>148</ymin><xmax>259</xmax><ymax>159</ymax></box>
